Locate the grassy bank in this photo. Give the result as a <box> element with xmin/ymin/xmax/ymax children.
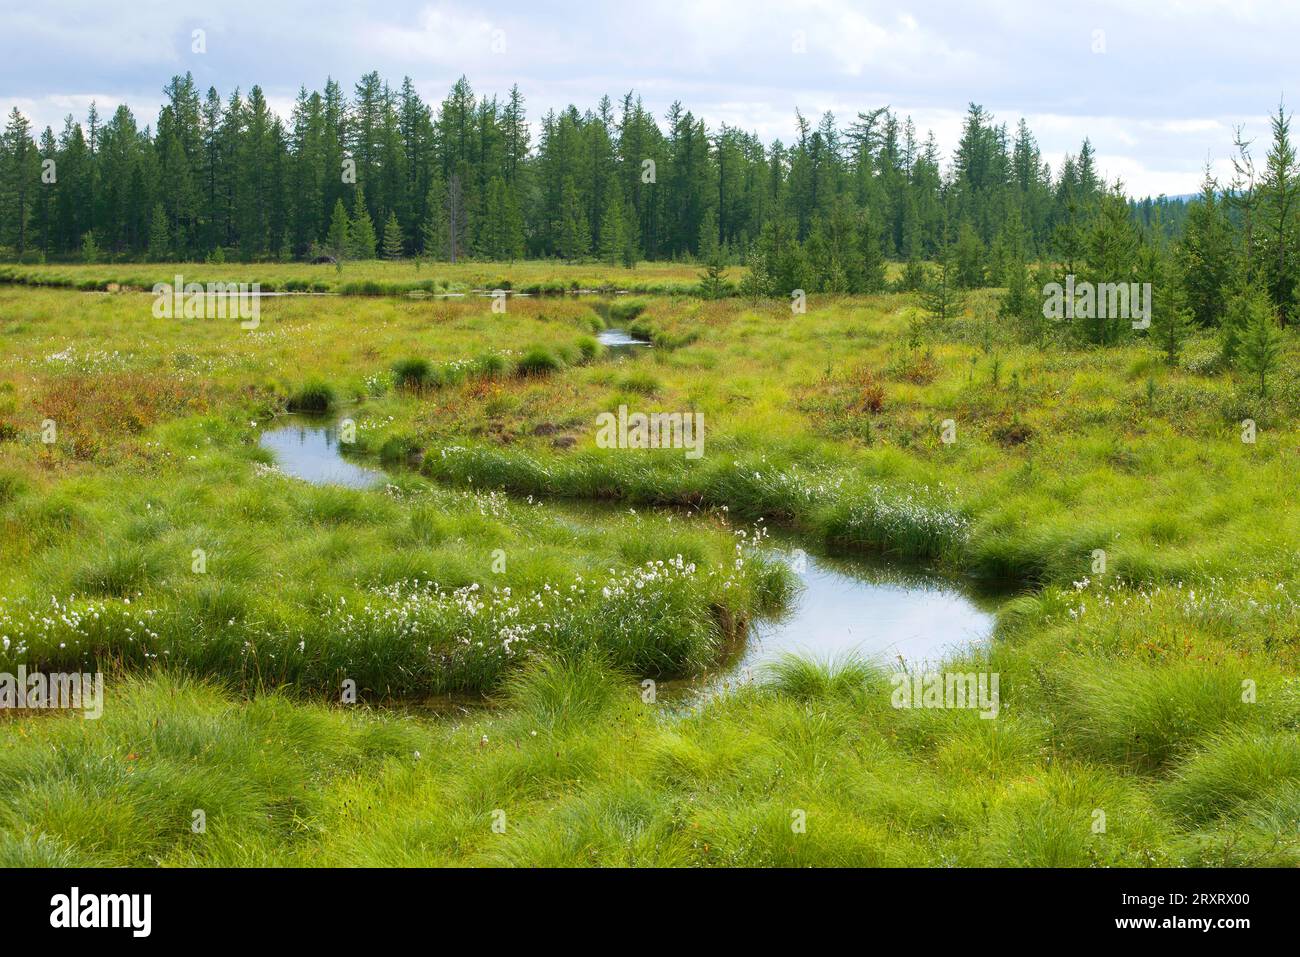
<box><xmin>4</xmin><ymin>653</ymin><xmax>1298</xmax><ymax>866</ymax></box>
<box><xmin>0</xmin><ymin>425</ymin><xmax>784</xmax><ymax>694</ymax></box>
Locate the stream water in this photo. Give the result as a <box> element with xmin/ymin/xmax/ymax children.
<box><xmin>596</xmin><ymin>327</ymin><xmax>651</xmax><ymax>356</ymax></box>
<box><xmin>259</xmin><ymin>411</ymin><xmax>997</xmax><ymax>698</ymax></box>
<box><xmin>662</xmin><ymin>541</ymin><xmax>996</xmax><ymax>700</ymax></box>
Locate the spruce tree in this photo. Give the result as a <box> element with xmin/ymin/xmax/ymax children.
<box><xmin>347</xmin><ymin>186</ymin><xmax>377</xmax><ymax>259</ymax></box>
<box><xmin>1179</xmin><ymin>170</ymin><xmax>1234</xmax><ymax>327</ymax></box>
<box><xmin>420</xmin><ymin>178</ymin><xmax>448</xmax><ymax>260</ymax></box>
<box><xmin>147</xmin><ymin>204</ymin><xmax>170</xmax><ymax>260</ymax></box>
<box><xmin>858</xmin><ymin>213</ymin><xmax>888</xmax><ymax>293</ymax></box>
<box><xmin>1</xmin><ymin>107</ymin><xmax>37</xmax><ymax>255</ymax></box>
<box><xmin>696</xmin><ymin>207</ymin><xmax>718</xmax><ymax>262</ymax></box>
<box><xmin>445</xmin><ymin>170</ymin><xmax>468</xmax><ymax>263</ymax></box>
<box><xmin>480</xmin><ymin>177</ymin><xmax>505</xmax><ymax>259</ymax></box>
<box><xmin>954</xmin><ymin>221</ymin><xmax>986</xmax><ymax>289</ymax></box>
<box><xmin>621</xmin><ymin>204</ymin><xmax>640</xmax><ymax>268</ymax></box>
<box><xmin>921</xmin><ymin>230</ymin><xmax>966</xmax><ymax>322</ymax></box>
<box><xmin>480</xmin><ymin>177</ymin><xmax>524</xmax><ymax>261</ymax></box>
<box><xmin>698</xmin><ymin>258</ymin><xmax>727</xmax><ymax>299</ymax></box>
<box><xmin>1221</xmin><ymin>277</ymin><xmax>1251</xmax><ymax>363</ymax></box>
<box><xmin>745</xmin><ymin>216</ymin><xmax>805</xmax><ymax>298</ymax></box>
<box><xmin>1083</xmin><ymin>185</ymin><xmax>1141</xmax><ymax>345</ymax></box>
<box><xmin>381</xmin><ymin>210</ymin><xmax>404</xmax><ymax>259</ymax></box>
<box><xmin>898</xmin><ymin>257</ymin><xmax>928</xmax><ymax>292</ymax></box>
<box><xmin>1152</xmin><ymin>255</ymin><xmax>1193</xmax><ymax>365</ymax></box>
<box><xmin>1000</xmin><ymin>255</ymin><xmax>1038</xmax><ymax>341</ymax></box>
<box><xmin>558</xmin><ymin>177</ymin><xmax>590</xmax><ymax>260</ymax></box>
<box><xmin>1238</xmin><ymin>288</ymin><xmax>1282</xmax><ymax>394</ymax></box>
<box><xmin>326</xmin><ymin>199</ymin><xmax>349</xmax><ymax>259</ymax></box>
<box><xmin>999</xmin><ymin>206</ymin><xmax>1043</xmax><ymax>342</ymax></box>
<box><xmin>599</xmin><ymin>192</ymin><xmax>627</xmax><ymax>265</ymax></box>
<box><xmin>697</xmin><ymin>209</ymin><xmax>727</xmax><ymax>298</ymax></box>
<box><xmin>502</xmin><ymin>182</ymin><xmax>524</xmax><ymax>262</ymax></box>
<box><xmin>897</xmin><ymin>208</ymin><xmax>927</xmax><ymax>292</ymax></box>
<box><xmin>9</xmin><ymin>74</ymin><xmax>1293</xmax><ymax>279</ymax></box>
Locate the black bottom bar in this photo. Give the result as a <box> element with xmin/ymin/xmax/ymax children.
<box><xmin>0</xmin><ymin>867</ymin><xmax>1280</xmax><ymax>942</ymax></box>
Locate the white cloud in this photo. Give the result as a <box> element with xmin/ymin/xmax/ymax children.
<box><xmin>363</xmin><ymin>8</ymin><xmax>499</xmax><ymax>63</ymax></box>
<box><xmin>1</xmin><ymin>0</ymin><xmax>1294</xmax><ymax>197</ymax></box>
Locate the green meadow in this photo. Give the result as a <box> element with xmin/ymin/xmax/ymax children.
<box><xmin>0</xmin><ymin>260</ymin><xmax>740</xmax><ymax>298</ymax></box>
<box><xmin>2</xmin><ymin>269</ymin><xmax>1299</xmax><ymax>866</ymax></box>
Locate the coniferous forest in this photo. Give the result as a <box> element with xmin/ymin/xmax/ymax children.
<box><xmin>0</xmin><ymin>71</ymin><xmax>1196</xmax><ymax>272</ymax></box>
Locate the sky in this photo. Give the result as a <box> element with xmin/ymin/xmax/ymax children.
<box><xmin>0</xmin><ymin>0</ymin><xmax>1294</xmax><ymax>198</ymax></box>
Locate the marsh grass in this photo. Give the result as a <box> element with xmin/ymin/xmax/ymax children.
<box><xmin>7</xmin><ymin>655</ymin><xmax>1287</xmax><ymax>867</ymax></box>
<box><xmin>287</xmin><ymin>378</ymin><xmax>336</xmax><ymax>412</ymax></box>
<box><xmin>1160</xmin><ymin>731</ymin><xmax>1300</xmax><ymax>825</ymax></box>
<box><xmin>516</xmin><ymin>346</ymin><xmax>563</xmax><ymax>377</ymax></box>
<box><xmin>500</xmin><ymin>649</ymin><xmax>628</xmax><ymax>733</ymax></box>
<box><xmin>618</xmin><ymin>371</ymin><xmax>661</xmax><ymax>396</ymax></box>
<box><xmin>391</xmin><ymin>357</ymin><xmax>434</xmax><ymax>390</ymax></box>
<box><xmin>764</xmin><ymin>652</ymin><xmax>882</xmax><ymax>702</ymax></box>
<box><xmin>1049</xmin><ymin>661</ymin><xmax>1258</xmax><ymax>771</ymax></box>
<box><xmin>424</xmin><ymin>446</ymin><xmax>969</xmax><ymax>566</ymax></box>
<box><xmin>0</xmin><ymin>429</ymin><xmax>778</xmax><ymax>698</ymax></box>
<box><xmin>4</xmin><ymin>278</ymin><xmax>1300</xmax><ymax>866</ymax></box>
<box><xmin>0</xmin><ymin>261</ymin><xmax>738</xmax><ymax>298</ymax></box>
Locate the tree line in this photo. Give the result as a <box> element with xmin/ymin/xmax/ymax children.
<box><xmin>0</xmin><ymin>71</ymin><xmax>1190</xmax><ymax>272</ymax></box>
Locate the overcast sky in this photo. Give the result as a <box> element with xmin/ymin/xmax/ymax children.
<box><xmin>1</xmin><ymin>0</ymin><xmax>1294</xmax><ymax>197</ymax></box>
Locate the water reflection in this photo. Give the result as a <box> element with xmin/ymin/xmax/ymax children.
<box><xmin>258</xmin><ymin>414</ymin><xmax>382</xmax><ymax>489</ymax></box>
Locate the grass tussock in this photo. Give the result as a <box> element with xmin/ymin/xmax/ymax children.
<box><xmin>391</xmin><ymin>357</ymin><xmax>434</xmax><ymax>390</ymax></box>
<box><xmin>515</xmin><ymin>346</ymin><xmax>564</xmax><ymax>377</ymax></box>
<box><xmin>287</xmin><ymin>378</ymin><xmax>336</xmax><ymax>413</ymax></box>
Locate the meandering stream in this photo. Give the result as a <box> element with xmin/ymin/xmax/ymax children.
<box><xmin>259</xmin><ymin>411</ymin><xmax>997</xmax><ymax>702</ymax></box>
